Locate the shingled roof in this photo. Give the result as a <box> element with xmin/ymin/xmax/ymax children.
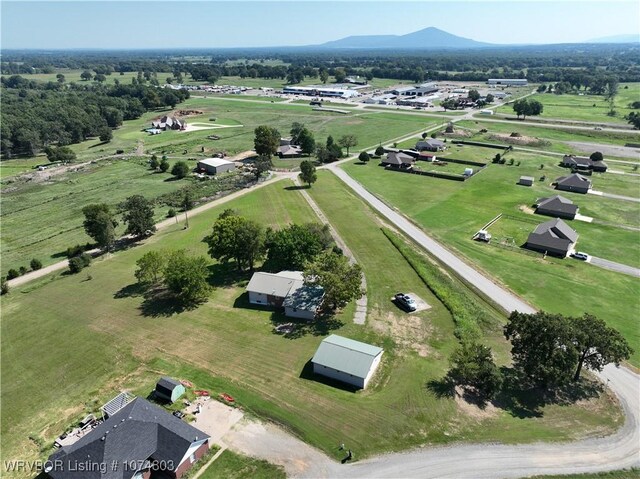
<box><xmin>536</xmin><ymin>195</ymin><xmax>579</xmax><ymax>217</ymax></box>
<box><xmin>526</xmin><ymin>218</ymin><xmax>578</xmax><ymax>255</ymax></box>
<box><xmin>47</xmin><ymin>398</ymin><xmax>208</xmax><ymax>479</ymax></box>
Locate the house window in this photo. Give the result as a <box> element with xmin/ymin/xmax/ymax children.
<box><xmin>190</xmin><ymin>452</ymin><xmax>196</xmax><ymax>463</ymax></box>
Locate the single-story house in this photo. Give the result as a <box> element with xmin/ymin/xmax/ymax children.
<box><xmin>151</xmin><ymin>115</ymin><xmax>186</xmax><ymax>131</ymax></box>
<box><xmin>46</xmin><ymin>397</ymin><xmax>209</xmax><ymax>479</ymax></box>
<box><xmin>381</xmin><ymin>151</ymin><xmax>414</xmax><ymax>168</ymax></box>
<box><xmin>155</xmin><ymin>377</ymin><xmax>186</xmax><ymax>403</ymax></box>
<box><xmin>283</xmin><ymin>285</ymin><xmax>325</xmax><ymax>320</ymax></box>
<box><xmin>524</xmin><ymin>217</ymin><xmax>578</xmax><ymax>257</ymax></box>
<box><xmin>246</xmin><ymin>271</ymin><xmax>325</xmax><ymax>318</ymax></box>
<box><xmin>555</xmin><ymin>173</ymin><xmax>592</xmax><ymax>194</ymax></box>
<box><xmin>197</xmin><ymin>158</ymin><xmax>235</xmax><ymax>175</ymax></box>
<box><xmin>415</xmin><ymin>139</ymin><xmax>446</xmax><ymax>152</ymax></box>
<box><xmin>277</xmin><ymin>144</ymin><xmax>303</xmax><ymax>158</ymax></box>
<box><xmin>561</xmin><ymin>155</ymin><xmax>608</xmax><ymax>173</ymax></box>
<box><xmin>279</xmin><ymin>138</ymin><xmax>292</xmax><ymax>146</ymax></box>
<box><xmin>535</xmin><ymin>195</ymin><xmax>579</xmax><ymax>220</ymax></box>
<box><xmin>518</xmin><ymin>176</ymin><xmax>534</xmax><ymax>186</ymax></box>
<box><xmin>311</xmin><ymin>335</ymin><xmax>384</xmax><ymax>389</ymax></box>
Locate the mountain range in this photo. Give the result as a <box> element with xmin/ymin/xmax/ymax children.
<box><xmin>315</xmin><ymin>27</ymin><xmax>640</xmax><ymax>50</ymax></box>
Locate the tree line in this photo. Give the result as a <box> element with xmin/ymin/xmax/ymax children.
<box><xmin>0</xmin><ymin>76</ymin><xmax>189</xmax><ymax>157</ymax></box>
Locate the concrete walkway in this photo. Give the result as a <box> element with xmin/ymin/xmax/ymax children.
<box><xmin>590</xmin><ymin>256</ymin><xmax>640</xmax><ymax>278</ymax></box>
<box><xmin>293</xmin><ymin>177</ymin><xmax>368</xmax><ymax>325</ymax></box>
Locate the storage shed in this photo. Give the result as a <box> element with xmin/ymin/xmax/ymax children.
<box><xmin>311</xmin><ymin>335</ymin><xmax>383</xmax><ymax>389</ymax></box>
<box><xmin>155</xmin><ymin>377</ymin><xmax>186</xmax><ymax>403</ymax></box>
<box><xmin>197</xmin><ymin>158</ymin><xmax>236</xmax><ymax>175</ymax></box>
<box><xmin>518</xmin><ymin>176</ymin><xmax>534</xmax><ymax>186</ymax></box>
<box><xmin>283</xmin><ymin>285</ymin><xmax>325</xmax><ymax>320</ymax></box>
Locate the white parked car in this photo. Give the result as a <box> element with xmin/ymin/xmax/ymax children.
<box><xmin>570</xmin><ymin>252</ymin><xmax>590</xmax><ymax>261</ymax></box>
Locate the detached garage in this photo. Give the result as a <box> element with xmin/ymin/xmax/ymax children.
<box><xmin>197</xmin><ymin>158</ymin><xmax>236</xmax><ymax>175</ymax></box>
<box><xmin>311</xmin><ymin>335</ymin><xmax>383</xmax><ymax>389</ymax></box>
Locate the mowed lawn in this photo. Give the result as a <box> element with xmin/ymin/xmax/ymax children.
<box><xmin>198</xmin><ymin>450</ymin><xmax>285</xmax><ymax>479</ymax></box>
<box><xmin>495</xmin><ymin>83</ymin><xmax>640</xmax><ymax>124</ymax></box>
<box><xmin>342</xmin><ymin>152</ymin><xmax>640</xmax><ymax>365</ymax></box>
<box><xmin>1</xmin><ymin>177</ymin><xmax>622</xmax><ymax>478</ymax></box>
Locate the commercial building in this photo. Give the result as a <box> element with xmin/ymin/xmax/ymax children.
<box><xmin>487</xmin><ymin>79</ymin><xmax>528</xmax><ymax>86</ymax></box>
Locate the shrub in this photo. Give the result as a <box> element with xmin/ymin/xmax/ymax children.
<box><xmin>68</xmin><ymin>253</ymin><xmax>92</xmax><ymax>274</ymax></box>
<box><xmin>66</xmin><ymin>244</ymin><xmax>85</xmax><ymax>258</ymax></box>
<box><xmin>1</xmin><ymin>279</ymin><xmax>8</xmax><ymax>295</ymax></box>
<box><xmin>431</xmin><ymin>132</ymin><xmax>437</xmax><ymax>139</ymax></box>
<box><xmin>6</xmin><ymin>269</ymin><xmax>19</xmax><ymax>280</ymax></box>
<box><xmin>508</xmin><ymin>158</ymin><xmax>514</xmax><ymax>165</ymax></box>
<box><xmin>30</xmin><ymin>258</ymin><xmax>43</xmax><ymax>270</ymax></box>
<box><xmin>167</xmin><ymin>208</ymin><xmax>177</xmax><ymax>218</ymax></box>
<box><xmin>19</xmin><ymin>266</ymin><xmax>28</xmax><ymax>276</ymax></box>
<box><xmin>374</xmin><ymin>146</ymin><xmax>385</xmax><ymax>157</ymax></box>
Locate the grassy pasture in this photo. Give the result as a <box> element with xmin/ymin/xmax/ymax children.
<box><xmin>199</xmin><ymin>450</ymin><xmax>285</xmax><ymax>479</ymax></box>
<box><xmin>342</xmin><ymin>151</ymin><xmax>640</xmax><ymax>365</ymax></box>
<box><xmin>1</xmin><ymin>176</ymin><xmax>622</xmax><ymax>478</ymax></box>
<box><xmin>495</xmin><ymin>84</ymin><xmax>640</xmax><ymax>124</ymax></box>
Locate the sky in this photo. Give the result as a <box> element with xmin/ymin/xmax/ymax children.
<box><xmin>1</xmin><ymin>0</ymin><xmax>639</xmax><ymax>50</ymax></box>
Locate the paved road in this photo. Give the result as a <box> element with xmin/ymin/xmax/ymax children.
<box><xmin>600</xmin><ymin>191</ymin><xmax>640</xmax><ymax>203</ymax></box>
<box><xmin>590</xmin><ymin>257</ymin><xmax>640</xmax><ymax>278</ymax></box>
<box><xmin>327</xmin><ymin>166</ymin><xmax>536</xmax><ymax>315</ymax></box>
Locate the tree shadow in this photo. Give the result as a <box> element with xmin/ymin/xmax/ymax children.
<box><xmin>283</xmin><ymin>185</ymin><xmax>307</xmax><ymax>191</ymax></box>
<box><xmin>425</xmin><ymin>377</ymin><xmax>456</xmax><ymax>399</ymax></box>
<box><xmin>207</xmin><ymin>262</ymin><xmax>251</xmax><ymax>288</ymax></box>
<box><xmin>299</xmin><ymin>359</ymin><xmax>359</xmax><ymax>393</ymax></box>
<box><xmin>114</xmin><ymin>282</ymin><xmax>147</xmax><ymax>299</ymax></box>
<box><xmin>269</xmin><ymin>310</ymin><xmax>343</xmax><ymax>339</ymax></box>
<box><xmin>138</xmin><ymin>289</ymin><xmax>194</xmax><ymax>318</ymax></box>
<box><xmin>88</xmin><ymin>140</ymin><xmax>110</xmax><ymax>149</ymax></box>
<box><xmin>491</xmin><ymin>367</ymin><xmax>604</xmax><ymax>419</ymax></box>
<box><xmin>164</xmin><ymin>176</ymin><xmax>181</xmax><ymax>182</ymax></box>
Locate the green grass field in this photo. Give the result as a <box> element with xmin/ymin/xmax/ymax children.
<box><xmin>199</xmin><ymin>450</ymin><xmax>285</xmax><ymax>479</ymax></box>
<box><xmin>1</xmin><ymin>176</ymin><xmax>622</xmax><ymax>478</ymax></box>
<box><xmin>342</xmin><ymin>152</ymin><xmax>640</xmax><ymax>365</ymax></box>
<box><xmin>0</xmin><ymin>97</ymin><xmax>439</xmax><ymax>273</ymax></box>
<box><xmin>495</xmin><ymin>84</ymin><xmax>640</xmax><ymax>124</ymax></box>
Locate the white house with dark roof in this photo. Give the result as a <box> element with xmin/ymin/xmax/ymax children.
<box><xmin>311</xmin><ymin>335</ymin><xmax>383</xmax><ymax>389</ymax></box>
<box><xmin>246</xmin><ymin>271</ymin><xmax>324</xmax><ymax>318</ymax></box>
<box><xmin>46</xmin><ymin>397</ymin><xmax>209</xmax><ymax>479</ymax></box>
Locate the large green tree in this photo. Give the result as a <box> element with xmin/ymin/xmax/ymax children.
<box><xmin>254</xmin><ymin>125</ymin><xmax>280</xmax><ymax>157</ymax></box>
<box><xmin>82</xmin><ymin>204</ymin><xmax>118</xmax><ymax>251</ymax></box>
<box><xmin>120</xmin><ymin>195</ymin><xmax>156</xmax><ymax>238</ymax></box>
<box><xmin>513</xmin><ymin>98</ymin><xmax>544</xmax><ymax>120</ymax></box>
<box><xmin>297</xmin><ymin>128</ymin><xmax>316</xmax><ymax>156</ymax></box>
<box><xmin>253</xmin><ymin>155</ymin><xmax>273</xmax><ymax>180</ymax></box>
<box><xmin>570</xmin><ymin>314</ymin><xmax>632</xmax><ymax>381</ymax></box>
<box><xmin>265</xmin><ymin>223</ymin><xmax>328</xmax><ymax>271</ymax></box>
<box><xmin>163</xmin><ymin>250</ymin><xmax>212</xmax><ymax>304</ymax></box>
<box><xmin>171</xmin><ymin>161</ymin><xmax>191</xmax><ymax>179</ymax></box>
<box><xmin>299</xmin><ymin>160</ymin><xmax>317</xmax><ymax>187</ymax></box>
<box><xmin>304</xmin><ymin>251</ymin><xmax>363</xmax><ymax>310</ymax></box>
<box><xmin>203</xmin><ymin>211</ymin><xmax>265</xmax><ymax>271</ymax></box>
<box><xmin>447</xmin><ymin>342</ymin><xmax>503</xmax><ymax>400</ymax></box>
<box><xmin>337</xmin><ymin>134</ymin><xmax>358</xmax><ymax>155</ymax></box>
<box><xmin>135</xmin><ymin>250</ymin><xmax>166</xmax><ymax>285</ymax></box>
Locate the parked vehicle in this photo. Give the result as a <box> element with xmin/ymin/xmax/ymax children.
<box><xmin>570</xmin><ymin>252</ymin><xmax>590</xmax><ymax>261</ymax></box>
<box><xmin>394</xmin><ymin>293</ymin><xmax>417</xmax><ymax>312</ymax></box>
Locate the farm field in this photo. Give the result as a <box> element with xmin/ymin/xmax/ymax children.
<box><xmin>0</xmin><ymin>69</ymin><xmax>176</xmax><ymax>86</ymax></box>
<box><xmin>452</xmin><ymin>120</ymin><xmax>640</xmax><ymax>152</ymax></box>
<box><xmin>1</xmin><ymin>177</ymin><xmax>622</xmax><ymax>478</ymax></box>
<box><xmin>0</xmin><ymin>97</ymin><xmax>439</xmax><ymax>273</ymax></box>
<box><xmin>0</xmin><ymin>158</ymin><xmax>188</xmax><ymax>275</ymax></box>
<box><xmin>494</xmin><ymin>84</ymin><xmax>640</xmax><ymax>124</ymax></box>
<box><xmin>342</xmin><ymin>150</ymin><xmax>640</xmax><ymax>365</ymax></box>
<box><xmin>0</xmin><ymin>157</ymin><xmax>43</xmax><ymax>178</ymax></box>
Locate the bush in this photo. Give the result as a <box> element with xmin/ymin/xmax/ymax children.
<box><xmin>431</xmin><ymin>132</ymin><xmax>437</xmax><ymax>139</ymax></box>
<box><xmin>1</xmin><ymin>279</ymin><xmax>8</xmax><ymax>295</ymax></box>
<box><xmin>167</xmin><ymin>208</ymin><xmax>177</xmax><ymax>218</ymax></box>
<box><xmin>19</xmin><ymin>266</ymin><xmax>28</xmax><ymax>276</ymax></box>
<box><xmin>171</xmin><ymin>161</ymin><xmax>191</xmax><ymax>179</ymax></box>
<box><xmin>374</xmin><ymin>146</ymin><xmax>385</xmax><ymax>157</ymax></box>
<box><xmin>66</xmin><ymin>244</ymin><xmax>85</xmax><ymax>258</ymax></box>
<box><xmin>6</xmin><ymin>269</ymin><xmax>19</xmax><ymax>280</ymax></box>
<box><xmin>68</xmin><ymin>253</ymin><xmax>92</xmax><ymax>274</ymax></box>
<box><xmin>30</xmin><ymin>258</ymin><xmax>43</xmax><ymax>270</ymax></box>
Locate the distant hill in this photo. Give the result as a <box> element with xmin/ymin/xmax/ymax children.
<box><xmin>319</xmin><ymin>27</ymin><xmax>491</xmax><ymax>49</ymax></box>
<box><xmin>587</xmin><ymin>34</ymin><xmax>640</xmax><ymax>44</ymax></box>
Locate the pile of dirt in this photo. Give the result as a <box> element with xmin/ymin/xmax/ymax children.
<box><xmin>174</xmin><ymin>109</ymin><xmax>204</xmax><ymax>117</ymax></box>
<box><xmin>489</xmin><ymin>133</ymin><xmax>550</xmax><ymax>147</ymax></box>
<box><xmin>441</xmin><ymin>129</ymin><xmax>472</xmax><ymax>137</ymax></box>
